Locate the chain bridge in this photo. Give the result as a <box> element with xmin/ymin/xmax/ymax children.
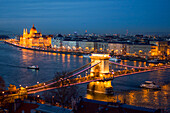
<box><xmin>1</xmin><ymin>53</ymin><xmax>170</xmax><ymax>102</ymax></box>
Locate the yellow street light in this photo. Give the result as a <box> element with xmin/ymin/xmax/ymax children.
<box><xmin>139</xmin><ymin>50</ymin><xmax>142</xmax><ymax>53</ymax></box>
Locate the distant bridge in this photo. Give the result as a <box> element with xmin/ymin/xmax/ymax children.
<box><xmin>2</xmin><ymin>54</ymin><xmax>170</xmax><ymax>99</ymax></box>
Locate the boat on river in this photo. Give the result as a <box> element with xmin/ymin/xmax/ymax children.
<box><xmin>147</xmin><ymin>59</ymin><xmax>158</xmax><ymax>63</ymax></box>
<box><xmin>109</xmin><ymin>57</ymin><xmax>121</xmax><ymax>62</ymax></box>
<box><xmin>83</xmin><ymin>54</ymin><xmax>91</xmax><ymax>58</ymax></box>
<box><xmin>140</xmin><ymin>81</ymin><xmax>160</xmax><ymax>89</ymax></box>
<box><xmin>27</xmin><ymin>65</ymin><xmax>39</xmax><ymax>70</ymax></box>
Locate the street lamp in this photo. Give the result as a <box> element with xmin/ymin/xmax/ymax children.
<box><xmin>52</xmin><ymin>96</ymin><xmax>54</xmax><ymax>104</ymax></box>
<box><xmin>37</xmin><ymin>81</ymin><xmax>39</xmax><ymax>84</ymax></box>
<box><xmin>100</xmin><ymin>48</ymin><xmax>102</xmax><ymax>51</ymax></box>
<box><xmin>19</xmin><ymin>84</ymin><xmax>21</xmax><ymax>87</ymax></box>
<box><xmin>78</xmin><ymin>75</ymin><xmax>81</xmax><ymax>78</ymax></box>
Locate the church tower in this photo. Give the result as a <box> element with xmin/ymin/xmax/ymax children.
<box><xmin>25</xmin><ymin>28</ymin><xmax>28</xmax><ymax>35</ymax></box>
<box><xmin>23</xmin><ymin>28</ymin><xmax>25</xmax><ymax>35</ymax></box>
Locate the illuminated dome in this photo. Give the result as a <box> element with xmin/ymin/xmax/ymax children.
<box><xmin>30</xmin><ymin>24</ymin><xmax>37</xmax><ymax>34</ymax></box>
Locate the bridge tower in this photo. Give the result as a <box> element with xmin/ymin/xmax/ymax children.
<box><xmin>87</xmin><ymin>53</ymin><xmax>113</xmax><ymax>94</ymax></box>
<box><xmin>90</xmin><ymin>53</ymin><xmax>110</xmax><ymax>78</ymax></box>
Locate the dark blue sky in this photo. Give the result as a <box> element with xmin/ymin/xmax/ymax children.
<box><xmin>0</xmin><ymin>0</ymin><xmax>170</xmax><ymax>34</ymax></box>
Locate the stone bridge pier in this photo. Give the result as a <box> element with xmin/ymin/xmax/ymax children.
<box><xmin>87</xmin><ymin>53</ymin><xmax>113</xmax><ymax>94</ymax></box>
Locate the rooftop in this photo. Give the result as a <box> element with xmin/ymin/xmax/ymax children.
<box><xmin>35</xmin><ymin>104</ymin><xmax>71</xmax><ymax>113</ymax></box>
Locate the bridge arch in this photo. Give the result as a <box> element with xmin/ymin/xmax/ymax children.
<box><xmin>90</xmin><ymin>53</ymin><xmax>110</xmax><ymax>78</ymax></box>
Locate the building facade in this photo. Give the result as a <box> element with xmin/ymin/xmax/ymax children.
<box><xmin>62</xmin><ymin>40</ymin><xmax>77</xmax><ymax>50</ymax></box>
<box><xmin>51</xmin><ymin>37</ymin><xmax>63</xmax><ymax>49</ymax></box>
<box><xmin>96</xmin><ymin>42</ymin><xmax>108</xmax><ymax>52</ymax></box>
<box><xmin>78</xmin><ymin>41</ymin><xmax>95</xmax><ymax>51</ymax></box>
<box><xmin>20</xmin><ymin>25</ymin><xmax>51</xmax><ymax>48</ymax></box>
<box><xmin>108</xmin><ymin>42</ymin><xmax>125</xmax><ymax>54</ymax></box>
<box><xmin>150</xmin><ymin>41</ymin><xmax>168</xmax><ymax>56</ymax></box>
<box><xmin>126</xmin><ymin>44</ymin><xmax>152</xmax><ymax>55</ymax></box>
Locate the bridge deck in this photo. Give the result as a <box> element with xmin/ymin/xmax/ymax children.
<box><xmin>2</xmin><ymin>63</ymin><xmax>170</xmax><ymax>98</ymax></box>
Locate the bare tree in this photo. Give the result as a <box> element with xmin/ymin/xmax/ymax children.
<box><xmin>42</xmin><ymin>71</ymin><xmax>82</xmax><ymax>108</ymax></box>
<box><xmin>52</xmin><ymin>85</ymin><xmax>80</xmax><ymax>107</ymax></box>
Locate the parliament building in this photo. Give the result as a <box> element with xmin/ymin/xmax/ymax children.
<box><xmin>20</xmin><ymin>25</ymin><xmax>51</xmax><ymax>48</ymax></box>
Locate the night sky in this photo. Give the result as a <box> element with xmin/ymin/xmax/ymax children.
<box><xmin>0</xmin><ymin>0</ymin><xmax>170</xmax><ymax>35</ymax></box>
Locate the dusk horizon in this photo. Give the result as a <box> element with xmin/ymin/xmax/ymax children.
<box><xmin>0</xmin><ymin>0</ymin><xmax>170</xmax><ymax>35</ymax></box>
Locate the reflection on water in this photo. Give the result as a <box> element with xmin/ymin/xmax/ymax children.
<box><xmin>142</xmin><ymin>89</ymin><xmax>149</xmax><ymax>103</ymax></box>
<box><xmin>86</xmin><ymin>84</ymin><xmax>169</xmax><ymax>110</ymax></box>
<box><xmin>86</xmin><ymin>58</ymin><xmax>169</xmax><ymax>111</ymax></box>
<box><xmin>62</xmin><ymin>54</ymin><xmax>65</xmax><ymax>63</ymax></box>
<box><xmin>0</xmin><ymin>43</ymin><xmax>90</xmax><ymax>87</ymax></box>
<box><xmin>21</xmin><ymin>49</ymin><xmax>34</xmax><ymax>64</ymax></box>
<box><xmin>0</xmin><ymin>43</ymin><xmax>169</xmax><ymax>111</ymax></box>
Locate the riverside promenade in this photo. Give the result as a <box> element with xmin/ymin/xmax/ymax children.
<box><xmin>4</xmin><ymin>40</ymin><xmax>170</xmax><ymax>63</ymax></box>
<box><xmin>4</xmin><ymin>41</ymin><xmax>89</xmax><ymax>56</ymax></box>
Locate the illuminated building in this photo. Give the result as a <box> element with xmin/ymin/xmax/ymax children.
<box><xmin>108</xmin><ymin>42</ymin><xmax>126</xmax><ymax>54</ymax></box>
<box><xmin>97</xmin><ymin>42</ymin><xmax>108</xmax><ymax>52</ymax></box>
<box><xmin>20</xmin><ymin>25</ymin><xmax>51</xmax><ymax>47</ymax></box>
<box><xmin>78</xmin><ymin>41</ymin><xmax>95</xmax><ymax>52</ymax></box>
<box><xmin>62</xmin><ymin>40</ymin><xmax>77</xmax><ymax>51</ymax></box>
<box><xmin>126</xmin><ymin>44</ymin><xmax>152</xmax><ymax>55</ymax></box>
<box><xmin>150</xmin><ymin>41</ymin><xmax>168</xmax><ymax>56</ymax></box>
<box><xmin>51</xmin><ymin>34</ymin><xmax>64</xmax><ymax>49</ymax></box>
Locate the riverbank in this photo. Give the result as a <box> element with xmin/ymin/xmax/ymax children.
<box><xmin>119</xmin><ymin>55</ymin><xmax>169</xmax><ymax>63</ymax></box>
<box><xmin>4</xmin><ymin>41</ymin><xmax>87</xmax><ymax>56</ymax></box>
<box><xmin>4</xmin><ymin>40</ymin><xmax>169</xmax><ymax>63</ymax></box>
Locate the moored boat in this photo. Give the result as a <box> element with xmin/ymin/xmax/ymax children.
<box><xmin>83</xmin><ymin>54</ymin><xmax>91</xmax><ymax>58</ymax></box>
<box><xmin>27</xmin><ymin>65</ymin><xmax>39</xmax><ymax>70</ymax></box>
<box><xmin>109</xmin><ymin>57</ymin><xmax>121</xmax><ymax>62</ymax></box>
<box><xmin>147</xmin><ymin>59</ymin><xmax>158</xmax><ymax>63</ymax></box>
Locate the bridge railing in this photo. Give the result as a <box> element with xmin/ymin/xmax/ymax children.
<box><xmin>27</xmin><ymin>61</ymin><xmax>101</xmax><ymax>92</ymax></box>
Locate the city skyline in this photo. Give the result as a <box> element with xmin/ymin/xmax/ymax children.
<box><xmin>0</xmin><ymin>0</ymin><xmax>170</xmax><ymax>35</ymax></box>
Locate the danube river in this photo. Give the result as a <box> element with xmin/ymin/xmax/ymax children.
<box><xmin>0</xmin><ymin>42</ymin><xmax>169</xmax><ymax>111</ymax></box>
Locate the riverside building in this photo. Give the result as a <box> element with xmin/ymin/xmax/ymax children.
<box><xmin>20</xmin><ymin>25</ymin><xmax>51</xmax><ymax>48</ymax></box>
<box><xmin>50</xmin><ymin>33</ymin><xmax>169</xmax><ymax>57</ymax></box>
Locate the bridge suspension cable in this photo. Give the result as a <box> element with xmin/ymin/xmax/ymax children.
<box><xmin>64</xmin><ymin>61</ymin><xmax>101</xmax><ymax>79</ymax></box>
<box><xmin>67</xmin><ymin>61</ymin><xmax>94</xmax><ymax>75</ymax></box>
<box><xmin>27</xmin><ymin>61</ymin><xmax>93</xmax><ymax>90</ymax></box>
<box><xmin>27</xmin><ymin>61</ymin><xmax>101</xmax><ymax>92</ymax></box>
